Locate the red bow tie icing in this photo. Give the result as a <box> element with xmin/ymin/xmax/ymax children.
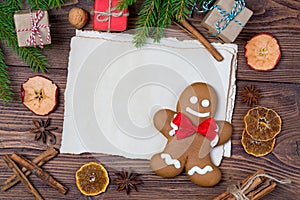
<box><xmin>172</xmin><ymin>112</ymin><xmax>217</xmax><ymax>140</ymax></box>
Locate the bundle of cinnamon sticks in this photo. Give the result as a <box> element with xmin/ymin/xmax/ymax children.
<box><xmin>1</xmin><ymin>147</ymin><xmax>68</xmax><ymax>200</ymax></box>
<box><xmin>215</xmin><ymin>169</ymin><xmax>278</xmax><ymax>200</ymax></box>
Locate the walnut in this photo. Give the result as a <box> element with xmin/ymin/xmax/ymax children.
<box><xmin>68</xmin><ymin>7</ymin><xmax>89</xmax><ymax>29</ymax></box>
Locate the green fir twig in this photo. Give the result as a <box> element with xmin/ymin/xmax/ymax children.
<box><xmin>0</xmin><ymin>49</ymin><xmax>13</xmax><ymax>104</ymax></box>
<box><xmin>118</xmin><ymin>0</ymin><xmax>199</xmax><ymax>47</ymax></box>
<box><xmin>133</xmin><ymin>0</ymin><xmax>158</xmax><ymax>47</ymax></box>
<box><xmin>0</xmin><ymin>15</ymin><xmax>49</xmax><ymax>73</ymax></box>
<box><xmin>26</xmin><ymin>0</ymin><xmax>64</xmax><ymax>9</ymax></box>
<box><xmin>0</xmin><ymin>0</ymin><xmax>63</xmax><ymax>104</ymax></box>
<box><xmin>152</xmin><ymin>0</ymin><xmax>172</xmax><ymax>42</ymax></box>
<box><xmin>116</xmin><ymin>0</ymin><xmax>138</xmax><ymax>10</ymax></box>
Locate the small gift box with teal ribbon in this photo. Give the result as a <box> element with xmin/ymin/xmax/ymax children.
<box><xmin>201</xmin><ymin>0</ymin><xmax>253</xmax><ymax>43</ymax></box>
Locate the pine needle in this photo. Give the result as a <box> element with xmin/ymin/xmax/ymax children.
<box><xmin>152</xmin><ymin>0</ymin><xmax>172</xmax><ymax>42</ymax></box>
<box><xmin>173</xmin><ymin>0</ymin><xmax>194</xmax><ymax>21</ymax></box>
<box><xmin>0</xmin><ymin>10</ymin><xmax>48</xmax><ymax>73</ymax></box>
<box><xmin>26</xmin><ymin>0</ymin><xmax>64</xmax><ymax>9</ymax></box>
<box><xmin>0</xmin><ymin>49</ymin><xmax>13</xmax><ymax>105</ymax></box>
<box><xmin>0</xmin><ymin>0</ymin><xmax>63</xmax><ymax>104</ymax></box>
<box><xmin>133</xmin><ymin>0</ymin><xmax>158</xmax><ymax>47</ymax></box>
<box><xmin>119</xmin><ymin>0</ymin><xmax>197</xmax><ymax>46</ymax></box>
<box><xmin>117</xmin><ymin>0</ymin><xmax>138</xmax><ymax>10</ymax></box>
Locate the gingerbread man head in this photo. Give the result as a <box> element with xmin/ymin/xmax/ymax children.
<box><xmin>150</xmin><ymin>82</ymin><xmax>232</xmax><ymax>186</ymax></box>
<box><xmin>177</xmin><ymin>82</ymin><xmax>218</xmax><ymax>125</ymax></box>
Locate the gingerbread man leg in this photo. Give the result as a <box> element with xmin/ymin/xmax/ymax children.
<box><xmin>151</xmin><ymin>134</ymin><xmax>197</xmax><ymax>177</ymax></box>
<box><xmin>185</xmin><ymin>154</ymin><xmax>221</xmax><ymax>187</ymax></box>
<box><xmin>150</xmin><ymin>151</ymin><xmax>186</xmax><ymax>177</ymax></box>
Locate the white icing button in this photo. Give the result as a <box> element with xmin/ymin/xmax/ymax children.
<box><xmin>189</xmin><ymin>96</ymin><xmax>198</xmax><ymax>104</ymax></box>
<box><xmin>201</xmin><ymin>99</ymin><xmax>210</xmax><ymax>107</ymax></box>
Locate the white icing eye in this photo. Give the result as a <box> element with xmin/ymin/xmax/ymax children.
<box><xmin>201</xmin><ymin>99</ymin><xmax>210</xmax><ymax>107</ymax></box>
<box><xmin>189</xmin><ymin>96</ymin><xmax>198</xmax><ymax>104</ymax></box>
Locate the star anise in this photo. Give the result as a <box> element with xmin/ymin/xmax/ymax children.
<box><xmin>114</xmin><ymin>169</ymin><xmax>143</xmax><ymax>195</ymax></box>
<box><xmin>241</xmin><ymin>84</ymin><xmax>261</xmax><ymax>106</ymax></box>
<box><xmin>30</xmin><ymin>118</ymin><xmax>57</xmax><ymax>145</ymax></box>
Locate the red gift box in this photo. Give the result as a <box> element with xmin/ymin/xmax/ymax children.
<box><xmin>93</xmin><ymin>0</ymin><xmax>129</xmax><ymax>31</ymax></box>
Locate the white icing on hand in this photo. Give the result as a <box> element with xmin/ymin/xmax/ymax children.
<box><xmin>210</xmin><ymin>134</ymin><xmax>219</xmax><ymax>147</ymax></box>
<box><xmin>161</xmin><ymin>153</ymin><xmax>181</xmax><ymax>169</ymax></box>
<box><xmin>169</xmin><ymin>114</ymin><xmax>178</xmax><ymax>136</ymax></box>
<box><xmin>210</xmin><ymin>124</ymin><xmax>219</xmax><ymax>147</ymax></box>
<box><xmin>186</xmin><ymin>107</ymin><xmax>210</xmax><ymax>118</ymax></box>
<box><xmin>188</xmin><ymin>165</ymin><xmax>213</xmax><ymax>176</ymax></box>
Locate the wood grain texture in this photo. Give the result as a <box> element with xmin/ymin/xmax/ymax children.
<box><xmin>0</xmin><ymin>0</ymin><xmax>299</xmax><ymax>199</ymax></box>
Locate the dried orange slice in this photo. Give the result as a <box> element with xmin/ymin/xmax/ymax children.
<box><xmin>76</xmin><ymin>162</ymin><xmax>109</xmax><ymax>196</ymax></box>
<box><xmin>245</xmin><ymin>33</ymin><xmax>281</xmax><ymax>71</ymax></box>
<box><xmin>241</xmin><ymin>129</ymin><xmax>275</xmax><ymax>157</ymax></box>
<box><xmin>244</xmin><ymin>106</ymin><xmax>281</xmax><ymax>141</ymax></box>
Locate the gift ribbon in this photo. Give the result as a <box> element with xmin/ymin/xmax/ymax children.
<box><xmin>16</xmin><ymin>10</ymin><xmax>50</xmax><ymax>48</ymax></box>
<box><xmin>190</xmin><ymin>0</ymin><xmax>245</xmax><ymax>36</ymax></box>
<box><xmin>94</xmin><ymin>0</ymin><xmax>129</xmax><ymax>32</ymax></box>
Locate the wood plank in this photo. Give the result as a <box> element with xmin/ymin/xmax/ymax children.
<box><xmin>1</xmin><ymin>0</ymin><xmax>300</xmax><ymax>83</ymax></box>
<box><xmin>0</xmin><ymin>66</ymin><xmax>299</xmax><ymax>199</ymax></box>
<box><xmin>0</xmin><ymin>0</ymin><xmax>300</xmax><ymax>199</ymax></box>
<box><xmin>0</xmin><ymin>149</ymin><xmax>298</xmax><ymax>199</ymax></box>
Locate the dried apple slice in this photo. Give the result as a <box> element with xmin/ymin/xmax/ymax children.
<box><xmin>245</xmin><ymin>33</ymin><xmax>281</xmax><ymax>71</ymax></box>
<box><xmin>21</xmin><ymin>76</ymin><xmax>58</xmax><ymax>116</ymax></box>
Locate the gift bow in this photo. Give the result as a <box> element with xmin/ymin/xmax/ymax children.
<box><xmin>190</xmin><ymin>0</ymin><xmax>245</xmax><ymax>36</ymax></box>
<box><xmin>172</xmin><ymin>112</ymin><xmax>217</xmax><ymax>140</ymax></box>
<box><xmin>94</xmin><ymin>0</ymin><xmax>129</xmax><ymax>32</ymax></box>
<box><xmin>16</xmin><ymin>10</ymin><xmax>50</xmax><ymax>48</ymax></box>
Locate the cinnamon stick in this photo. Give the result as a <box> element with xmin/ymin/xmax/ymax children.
<box><xmin>3</xmin><ymin>155</ymin><xmax>43</xmax><ymax>200</ymax></box>
<box><xmin>10</xmin><ymin>153</ymin><xmax>68</xmax><ymax>195</ymax></box>
<box><xmin>214</xmin><ymin>169</ymin><xmax>277</xmax><ymax>200</ymax></box>
<box><xmin>214</xmin><ymin>169</ymin><xmax>264</xmax><ymax>200</ymax></box>
<box><xmin>1</xmin><ymin>147</ymin><xmax>58</xmax><ymax>191</ymax></box>
<box><xmin>243</xmin><ymin>176</ymin><xmax>264</xmax><ymax>195</ymax></box>
<box><xmin>179</xmin><ymin>19</ymin><xmax>224</xmax><ymax>62</ymax></box>
<box><xmin>250</xmin><ymin>180</ymin><xmax>276</xmax><ymax>200</ymax></box>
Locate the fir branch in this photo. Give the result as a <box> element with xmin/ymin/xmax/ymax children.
<box><xmin>160</xmin><ymin>0</ymin><xmax>173</xmax><ymax>27</ymax></box>
<box><xmin>173</xmin><ymin>0</ymin><xmax>194</xmax><ymax>21</ymax></box>
<box><xmin>0</xmin><ymin>12</ymin><xmax>48</xmax><ymax>73</ymax></box>
<box><xmin>152</xmin><ymin>0</ymin><xmax>172</xmax><ymax>42</ymax></box>
<box><xmin>47</xmin><ymin>0</ymin><xmax>64</xmax><ymax>8</ymax></box>
<box><xmin>117</xmin><ymin>0</ymin><xmax>138</xmax><ymax>10</ymax></box>
<box><xmin>0</xmin><ymin>49</ymin><xmax>13</xmax><ymax>104</ymax></box>
<box><xmin>0</xmin><ymin>0</ymin><xmax>22</xmax><ymax>13</ymax></box>
<box><xmin>0</xmin><ymin>0</ymin><xmax>62</xmax><ymax>104</ymax></box>
<box><xmin>133</xmin><ymin>0</ymin><xmax>158</xmax><ymax>47</ymax></box>
<box><xmin>26</xmin><ymin>0</ymin><xmax>64</xmax><ymax>9</ymax></box>
<box><xmin>120</xmin><ymin>0</ymin><xmax>197</xmax><ymax>46</ymax></box>
<box><xmin>151</xmin><ymin>0</ymin><xmax>162</xmax><ymax>42</ymax></box>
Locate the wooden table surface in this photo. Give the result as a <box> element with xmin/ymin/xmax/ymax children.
<box><xmin>0</xmin><ymin>0</ymin><xmax>299</xmax><ymax>199</ymax></box>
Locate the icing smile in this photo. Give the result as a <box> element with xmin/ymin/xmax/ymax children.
<box><xmin>186</xmin><ymin>107</ymin><xmax>210</xmax><ymax>118</ymax></box>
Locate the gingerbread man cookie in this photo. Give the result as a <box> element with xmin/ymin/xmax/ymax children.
<box><xmin>150</xmin><ymin>82</ymin><xmax>232</xmax><ymax>186</ymax></box>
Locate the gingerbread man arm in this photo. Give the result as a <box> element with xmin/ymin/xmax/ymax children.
<box><xmin>216</xmin><ymin>121</ymin><xmax>232</xmax><ymax>145</ymax></box>
<box><xmin>153</xmin><ymin>109</ymin><xmax>176</xmax><ymax>140</ymax></box>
